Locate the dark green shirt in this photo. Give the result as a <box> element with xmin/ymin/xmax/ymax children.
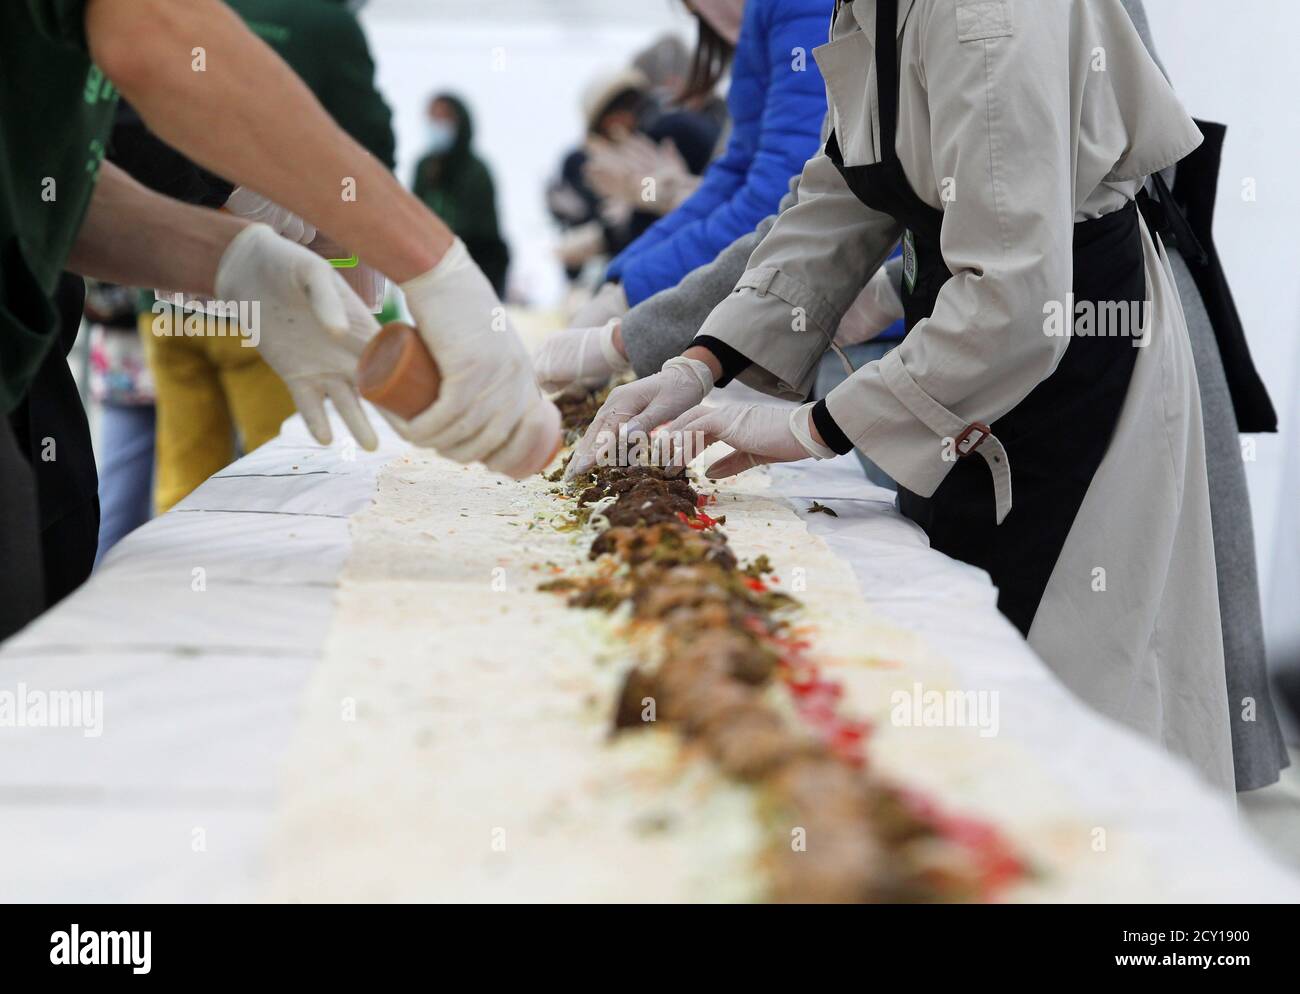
<box><xmin>231</xmin><ymin>0</ymin><xmax>395</xmax><ymax>167</ymax></box>
<box><xmin>1</xmin><ymin>0</ymin><xmax>117</xmax><ymax>413</ymax></box>
<box><xmin>414</xmin><ymin>152</ymin><xmax>509</xmax><ymax>295</ymax></box>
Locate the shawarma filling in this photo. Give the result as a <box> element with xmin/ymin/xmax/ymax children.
<box><xmin>541</xmin><ymin>408</ymin><xmax>1026</xmax><ymax>902</ymax></box>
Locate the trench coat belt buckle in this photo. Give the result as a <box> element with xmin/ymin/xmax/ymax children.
<box><xmin>878</xmin><ymin>354</ymin><xmax>1013</xmax><ymax>525</ymax></box>
<box><xmin>954</xmin><ymin>422</ymin><xmax>991</xmax><ymax>458</ymax></box>
<box><xmin>954</xmin><ymin>422</ymin><xmax>1011</xmax><ymax>525</ymax></box>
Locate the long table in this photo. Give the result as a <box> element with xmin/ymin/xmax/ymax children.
<box><xmin>1</xmin><ymin>410</ymin><xmax>1295</xmax><ymax>902</ymax></box>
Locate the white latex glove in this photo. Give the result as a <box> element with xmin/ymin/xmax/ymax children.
<box><xmin>584</xmin><ymin>133</ymin><xmax>698</xmax><ymax>217</ymax></box>
<box><xmin>534</xmin><ymin>320</ymin><xmax>631</xmax><ymax>395</ymax></box>
<box><xmin>156</xmin><ymin>189</ymin><xmax>318</xmax><ymax>308</ymax></box>
<box><xmin>556</xmin><ymin>220</ymin><xmax>607</xmax><ymax>269</ymax></box>
<box><xmin>546</xmin><ymin>179</ymin><xmax>591</xmax><ymax>225</ymax></box>
<box><xmin>583</xmin><ymin>136</ymin><xmax>641</xmax><ymax>205</ymax></box>
<box><xmin>224</xmin><ymin>187</ymin><xmax>317</xmax><ymax>245</ymax></box>
<box><xmin>666</xmin><ymin>402</ymin><xmax>836</xmax><ymax>479</ymax></box>
<box><xmin>597</xmin><ymin>195</ymin><xmax>634</xmax><ymax>231</ymax></box>
<box><xmin>391</xmin><ymin>238</ymin><xmax>560</xmax><ymax>479</ymax></box>
<box><xmin>834</xmin><ymin>267</ymin><xmax>905</xmax><ymax>347</ymax></box>
<box><xmin>569</xmin><ymin>281</ymin><xmax>629</xmax><ymax>329</ymax></box>
<box><xmin>215</xmin><ymin>224</ymin><xmax>379</xmax><ymax>450</ymax></box>
<box><xmin>566</xmin><ymin>356</ymin><xmax>713</xmax><ymax>478</ymax></box>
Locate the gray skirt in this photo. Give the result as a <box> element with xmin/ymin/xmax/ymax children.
<box><xmin>1168</xmin><ymin>250</ymin><xmax>1289</xmax><ymax>791</ymax></box>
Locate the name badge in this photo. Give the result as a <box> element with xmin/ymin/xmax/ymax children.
<box><xmin>903</xmin><ymin>229</ymin><xmax>918</xmax><ymax>294</ymax></box>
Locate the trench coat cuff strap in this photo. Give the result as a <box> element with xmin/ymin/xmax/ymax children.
<box><xmin>878</xmin><ymin>354</ymin><xmax>1014</xmax><ymax>524</ymax></box>
<box><xmin>695</xmin><ymin>289</ymin><xmax>825</xmax><ymax>400</ymax></box>
<box><xmin>735</xmin><ymin>267</ymin><xmax>839</xmax><ymax>339</ymax></box>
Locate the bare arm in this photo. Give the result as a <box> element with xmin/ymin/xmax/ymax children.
<box><xmin>66</xmin><ymin>161</ymin><xmax>249</xmax><ymax>296</ymax></box>
<box><xmin>84</xmin><ymin>0</ymin><xmax>451</xmax><ymax>284</ymax></box>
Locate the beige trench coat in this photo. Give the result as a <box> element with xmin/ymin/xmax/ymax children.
<box><xmin>696</xmin><ymin>0</ymin><xmax>1234</xmax><ymax>790</ymax></box>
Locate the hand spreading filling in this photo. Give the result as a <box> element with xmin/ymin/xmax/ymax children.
<box><xmin>538</xmin><ymin>388</ymin><xmax>1028</xmax><ymax>902</ymax></box>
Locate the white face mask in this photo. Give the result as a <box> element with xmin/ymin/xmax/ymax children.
<box><xmin>692</xmin><ymin>0</ymin><xmax>745</xmax><ymax>45</ymax></box>
<box><xmin>425</xmin><ymin>119</ymin><xmax>456</xmax><ymax>156</ymax></box>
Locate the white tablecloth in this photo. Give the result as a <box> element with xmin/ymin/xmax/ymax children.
<box><xmin>1</xmin><ymin>414</ymin><xmax>1296</xmax><ymax>902</ymax></box>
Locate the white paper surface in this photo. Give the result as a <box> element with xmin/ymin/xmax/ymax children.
<box><xmin>1</xmin><ymin>411</ymin><xmax>1295</xmax><ymax>902</ymax></box>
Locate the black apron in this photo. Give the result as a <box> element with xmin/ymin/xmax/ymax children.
<box><xmin>825</xmin><ymin>0</ymin><xmax>1146</xmax><ymax>636</ymax></box>
<box><xmin>1138</xmin><ymin>123</ymin><xmax>1276</xmax><ymax>433</ymax></box>
<box><xmin>6</xmin><ymin>273</ymin><xmax>100</xmax><ymax>617</ymax></box>
<box><xmin>0</xmin><ymin>416</ymin><xmax>43</xmax><ymax>642</ymax></box>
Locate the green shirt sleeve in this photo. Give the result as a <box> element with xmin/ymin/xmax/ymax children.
<box><xmin>2</xmin><ymin>0</ymin><xmax>115</xmax><ymax>412</ymax></box>
<box><xmin>23</xmin><ymin>0</ymin><xmax>92</xmax><ymax>51</ymax></box>
<box><xmin>318</xmin><ymin>11</ymin><xmax>396</xmax><ymax>168</ymax></box>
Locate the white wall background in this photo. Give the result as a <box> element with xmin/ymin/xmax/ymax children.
<box><xmin>361</xmin><ymin>0</ymin><xmax>692</xmax><ymax>308</ymax></box>
<box><xmin>1143</xmin><ymin>0</ymin><xmax>1300</xmax><ymax>669</ymax></box>
<box><xmin>359</xmin><ymin>0</ymin><xmax>1299</xmax><ymax>667</ymax></box>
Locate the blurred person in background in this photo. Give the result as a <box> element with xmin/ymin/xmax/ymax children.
<box><xmin>548</xmin><ymin>67</ymin><xmax>719</xmax><ymax>279</ymax></box>
<box><xmin>121</xmin><ymin>0</ymin><xmax>396</xmax><ymax>514</ymax></box>
<box><xmin>575</xmin><ymin>0</ymin><xmax>829</xmax><ymax>330</ymax></box>
<box><xmin>583</xmin><ymin>33</ymin><xmax>733</xmax><ymax>227</ymax></box>
<box><xmin>633</xmin><ymin>33</ymin><xmax>728</xmax><ymax>138</ymax></box>
<box><xmin>538</xmin><ymin>0</ymin><xmax>830</xmax><ymax>392</ymax></box>
<box><xmin>413</xmin><ymin>93</ymin><xmax>509</xmax><ymax>297</ymax></box>
<box><xmin>85</xmin><ymin>281</ymin><xmax>155</xmax><ymax>563</ymax></box>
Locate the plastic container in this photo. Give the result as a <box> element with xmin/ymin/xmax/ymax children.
<box><xmin>308</xmin><ymin>231</ymin><xmax>387</xmax><ymax>313</ymax></box>
<box><xmin>155</xmin><ymin>229</ymin><xmax>387</xmax><ymax>316</ymax></box>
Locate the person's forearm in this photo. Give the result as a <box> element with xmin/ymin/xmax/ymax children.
<box><xmin>85</xmin><ymin>0</ymin><xmax>451</xmax><ymax>284</ymax></box>
<box><xmin>67</xmin><ymin>162</ymin><xmax>249</xmax><ymax>296</ymax></box>
<box><xmin>683</xmin><ymin>345</ymin><xmax>723</xmax><ymax>382</ymax></box>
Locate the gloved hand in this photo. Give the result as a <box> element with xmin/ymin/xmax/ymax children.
<box><xmin>584</xmin><ymin>133</ymin><xmax>699</xmax><ymax>217</ymax></box>
<box><xmin>390</xmin><ymin>238</ymin><xmax>561</xmax><ymax>479</ymax></box>
<box><xmin>582</xmin><ymin>136</ymin><xmax>641</xmax><ymax>206</ymax></box>
<box><xmin>566</xmin><ymin>356</ymin><xmax>713</xmax><ymax>478</ymax></box>
<box><xmin>556</xmin><ymin>220</ymin><xmax>607</xmax><ymax>269</ymax></box>
<box><xmin>546</xmin><ymin>178</ymin><xmax>592</xmax><ymax>226</ymax></box>
<box><xmin>534</xmin><ymin>319</ymin><xmax>630</xmax><ymax>395</ymax></box>
<box><xmin>569</xmin><ymin>281</ymin><xmax>629</xmax><ymax>329</ymax></box>
<box><xmin>834</xmin><ymin>267</ymin><xmax>905</xmax><ymax>347</ymax></box>
<box><xmin>224</xmin><ymin>187</ymin><xmax>317</xmax><ymax>245</ymax></box>
<box><xmin>215</xmin><ymin>223</ymin><xmax>379</xmax><ymax>449</ymax></box>
<box><xmin>597</xmin><ymin>196</ymin><xmax>634</xmax><ymax>232</ymax></box>
<box><xmin>666</xmin><ymin>402</ymin><xmax>836</xmax><ymax>479</ymax></box>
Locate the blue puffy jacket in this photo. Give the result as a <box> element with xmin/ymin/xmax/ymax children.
<box><xmin>606</xmin><ymin>0</ymin><xmax>831</xmax><ymax>307</ymax></box>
